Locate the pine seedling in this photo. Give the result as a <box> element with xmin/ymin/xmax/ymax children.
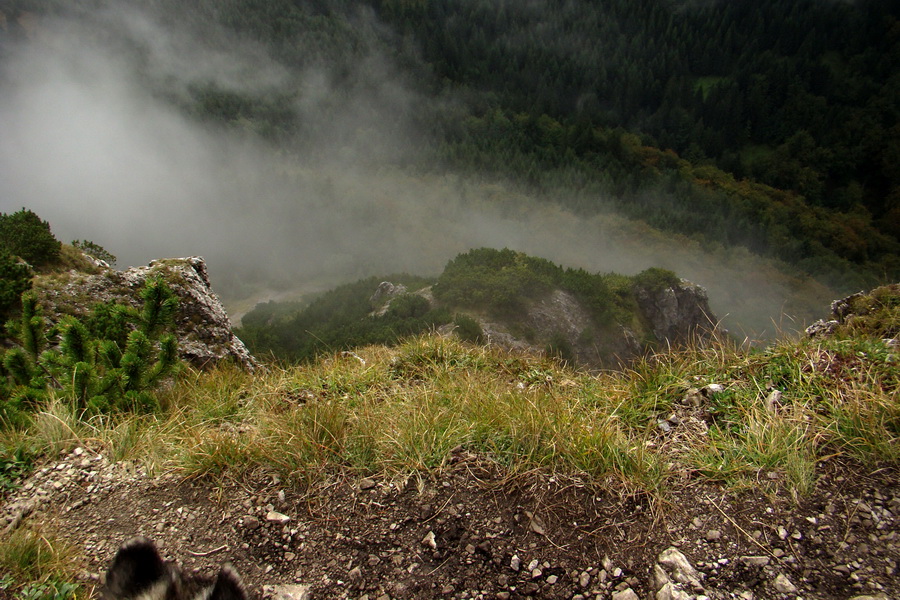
<box><xmin>139</xmin><ymin>278</ymin><xmax>178</xmax><ymax>337</ymax></box>
<box><xmin>0</xmin><ymin>279</ymin><xmax>182</xmax><ymax>420</ymax></box>
<box><xmin>19</xmin><ymin>293</ymin><xmax>44</xmax><ymax>360</ymax></box>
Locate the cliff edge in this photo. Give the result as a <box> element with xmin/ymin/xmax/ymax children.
<box><xmin>33</xmin><ymin>256</ymin><xmax>257</xmax><ymax>371</ymax></box>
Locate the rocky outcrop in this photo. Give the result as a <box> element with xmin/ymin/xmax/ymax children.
<box><xmin>805</xmin><ymin>291</ymin><xmax>866</xmax><ymax>338</ymax></box>
<box><xmin>806</xmin><ymin>284</ymin><xmax>900</xmax><ymax>340</ymax></box>
<box><xmin>522</xmin><ymin>289</ymin><xmax>641</xmax><ymax>366</ymax></box>
<box><xmin>35</xmin><ymin>256</ymin><xmax>257</xmax><ymax>371</ymax></box>
<box><xmin>453</xmin><ymin>281</ymin><xmax>716</xmax><ymax>369</ymax></box>
<box><xmin>370</xmin><ymin>281</ymin><xmax>408</xmax><ymax>305</ymax></box>
<box><xmin>370</xmin><ymin>281</ymin><xmax>409</xmax><ymax>317</ymax></box>
<box><xmin>634</xmin><ymin>279</ymin><xmax>716</xmax><ymax>345</ymax></box>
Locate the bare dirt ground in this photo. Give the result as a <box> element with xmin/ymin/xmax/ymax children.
<box><xmin>2</xmin><ymin>446</ymin><xmax>898</xmax><ymax>600</ymax></box>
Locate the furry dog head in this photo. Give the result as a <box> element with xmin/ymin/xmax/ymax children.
<box><xmin>103</xmin><ymin>537</ymin><xmax>246</xmax><ymax>600</ymax></box>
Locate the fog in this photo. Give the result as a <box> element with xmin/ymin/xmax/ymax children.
<box><xmin>0</xmin><ymin>4</ymin><xmax>832</xmax><ymax>337</ymax></box>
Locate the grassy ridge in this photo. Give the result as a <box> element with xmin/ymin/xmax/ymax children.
<box><xmin>1</xmin><ymin>285</ymin><xmax>897</xmax><ymax>597</ymax></box>
<box><xmin>9</xmin><ymin>287</ymin><xmax>897</xmax><ymax>493</ymax></box>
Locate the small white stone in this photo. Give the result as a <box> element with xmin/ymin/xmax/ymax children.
<box><xmin>510</xmin><ymin>555</ymin><xmax>521</xmax><ymax>571</ymax></box>
<box><xmin>266</xmin><ymin>511</ymin><xmax>290</xmax><ymax>525</ymax></box>
<box><xmin>422</xmin><ymin>530</ymin><xmax>437</xmax><ymax>550</ymax></box>
<box><xmin>773</xmin><ymin>573</ymin><xmax>797</xmax><ymax>594</ymax></box>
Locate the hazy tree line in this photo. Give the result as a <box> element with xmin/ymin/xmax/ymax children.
<box><xmin>3</xmin><ymin>0</ymin><xmax>898</xmax><ymax>290</ymax></box>
<box><xmin>375</xmin><ymin>0</ymin><xmax>900</xmax><ymax>289</ymax></box>
<box><xmin>378</xmin><ymin>0</ymin><xmax>898</xmax><ymax>214</ymax></box>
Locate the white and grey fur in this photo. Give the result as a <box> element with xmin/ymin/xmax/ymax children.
<box><xmin>103</xmin><ymin>537</ymin><xmax>247</xmax><ymax>600</ymax></box>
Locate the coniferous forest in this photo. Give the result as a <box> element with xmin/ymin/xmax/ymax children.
<box><xmin>2</xmin><ymin>0</ymin><xmax>898</xmax><ymax>292</ymax></box>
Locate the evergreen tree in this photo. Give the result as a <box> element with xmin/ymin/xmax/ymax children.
<box><xmin>0</xmin><ymin>209</ymin><xmax>61</xmax><ymax>267</ymax></box>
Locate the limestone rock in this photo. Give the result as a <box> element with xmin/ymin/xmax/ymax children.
<box><xmin>611</xmin><ymin>589</ymin><xmax>639</xmax><ymax>600</ymax></box>
<box><xmin>479</xmin><ymin>281</ymin><xmax>714</xmax><ymax>369</ymax></box>
<box><xmin>371</xmin><ymin>281</ymin><xmax>408</xmax><ymax>305</ymax></box>
<box><xmin>35</xmin><ymin>257</ymin><xmax>256</xmax><ymax>371</ymax></box>
<box><xmin>634</xmin><ymin>279</ymin><xmax>715</xmax><ymax>344</ymax></box>
<box><xmin>267</xmin><ymin>584</ymin><xmax>311</xmax><ymax>600</ymax></box>
<box><xmin>773</xmin><ymin>573</ymin><xmax>797</xmax><ymax>593</ymax></box>
<box><xmin>266</xmin><ymin>510</ymin><xmax>290</xmax><ymax>524</ymax></box>
<box><xmin>806</xmin><ymin>319</ymin><xmax>838</xmax><ymax>338</ymax></box>
<box><xmin>657</xmin><ymin>547</ymin><xmax>701</xmax><ymax>586</ymax></box>
<box><xmin>831</xmin><ymin>292</ymin><xmax>865</xmax><ymax>322</ymax></box>
<box><xmin>370</xmin><ymin>281</ymin><xmax>408</xmax><ymax>316</ymax></box>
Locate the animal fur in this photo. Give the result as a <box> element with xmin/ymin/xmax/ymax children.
<box><xmin>103</xmin><ymin>537</ymin><xmax>246</xmax><ymax>600</ymax></box>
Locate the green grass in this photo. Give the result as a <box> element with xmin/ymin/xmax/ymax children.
<box><xmin>1</xmin><ymin>287</ymin><xmax>897</xmax><ymax>512</ymax></box>
<box><xmin>0</xmin><ymin>527</ymin><xmax>80</xmax><ymax>600</ymax></box>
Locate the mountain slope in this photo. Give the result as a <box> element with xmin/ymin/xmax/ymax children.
<box><xmin>237</xmin><ymin>249</ymin><xmax>718</xmax><ymax>368</ymax></box>
<box><xmin>1</xmin><ymin>282</ymin><xmax>898</xmax><ymax>599</ymax></box>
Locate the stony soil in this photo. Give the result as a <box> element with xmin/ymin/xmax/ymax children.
<box><xmin>1</xmin><ymin>446</ymin><xmax>897</xmax><ymax>600</ymax></box>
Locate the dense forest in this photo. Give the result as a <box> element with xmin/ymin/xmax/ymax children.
<box><xmin>2</xmin><ymin>0</ymin><xmax>898</xmax><ymax>292</ymax></box>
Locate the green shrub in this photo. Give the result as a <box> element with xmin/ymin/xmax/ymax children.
<box><xmin>545</xmin><ymin>332</ymin><xmax>576</xmax><ymax>365</ymax></box>
<box><xmin>435</xmin><ymin>248</ymin><xmax>621</xmax><ymax>325</ymax></box>
<box><xmin>453</xmin><ymin>313</ymin><xmax>484</xmax><ymax>344</ymax></box>
<box><xmin>0</xmin><ymin>251</ymin><xmax>32</xmax><ymax>322</ymax></box>
<box><xmin>631</xmin><ymin>267</ymin><xmax>681</xmax><ymax>293</ymax></box>
<box><xmin>0</xmin><ymin>209</ymin><xmax>61</xmax><ymax>267</ymax></box>
<box><xmin>236</xmin><ymin>275</ymin><xmax>446</xmax><ymax>362</ymax></box>
<box><xmin>0</xmin><ymin>279</ymin><xmax>180</xmax><ymax>422</ymax></box>
<box><xmin>433</xmin><ymin>248</ymin><xmax>553</xmax><ymax>315</ymax></box>
<box><xmin>71</xmin><ymin>240</ymin><xmax>116</xmax><ymax>266</ymax></box>
<box><xmin>386</xmin><ymin>293</ymin><xmax>431</xmax><ymax>319</ymax></box>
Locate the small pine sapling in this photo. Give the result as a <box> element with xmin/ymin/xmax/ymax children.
<box><xmin>0</xmin><ymin>278</ymin><xmax>182</xmax><ymax>422</ymax></box>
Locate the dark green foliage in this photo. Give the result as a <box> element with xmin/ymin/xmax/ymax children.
<box><xmin>0</xmin><ymin>445</ymin><xmax>33</xmax><ymax>492</ymax></box>
<box><xmin>433</xmin><ymin>248</ymin><xmax>555</xmax><ymax>316</ymax></box>
<box><xmin>453</xmin><ymin>314</ymin><xmax>484</xmax><ymax>344</ymax></box>
<box><xmin>0</xmin><ymin>209</ymin><xmax>61</xmax><ymax>267</ymax></box>
<box><xmin>236</xmin><ymin>274</ymin><xmax>446</xmax><ymax>362</ymax></box>
<box><xmin>379</xmin><ymin>0</ymin><xmax>899</xmax><ymax>216</ymax></box>
<box><xmin>632</xmin><ymin>268</ymin><xmax>681</xmax><ymax>294</ymax></box>
<box><xmin>59</xmin><ymin>318</ymin><xmax>91</xmax><ymax>364</ymax></box>
<box><xmin>436</xmin><ymin>108</ymin><xmax>898</xmax><ymax>290</ymax></box>
<box><xmin>238</xmin><ymin>249</ymin><xmax>670</xmax><ymax>363</ymax></box>
<box><xmin>86</xmin><ymin>302</ymin><xmax>131</xmax><ymax>349</ymax></box>
<box><xmin>386</xmin><ymin>294</ymin><xmax>431</xmax><ymax>319</ymax></box>
<box><xmin>0</xmin><ymin>252</ymin><xmax>32</xmax><ymax>323</ymax></box>
<box><xmin>18</xmin><ymin>293</ymin><xmax>44</xmax><ymax>358</ymax></box>
<box><xmin>545</xmin><ymin>332</ymin><xmax>576</xmax><ymax>366</ymax></box>
<box><xmin>71</xmin><ymin>240</ymin><xmax>116</xmax><ymax>266</ymax></box>
<box><xmin>138</xmin><ymin>280</ymin><xmax>179</xmax><ymax>337</ymax></box>
<box><xmin>0</xmin><ymin>279</ymin><xmax>180</xmax><ymax>423</ymax></box>
<box><xmin>183</xmin><ymin>83</ymin><xmax>298</xmax><ymax>141</ymax></box>
<box><xmin>434</xmin><ymin>248</ymin><xmax>619</xmax><ymax>324</ymax></box>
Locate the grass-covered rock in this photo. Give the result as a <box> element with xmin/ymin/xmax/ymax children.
<box><xmin>238</xmin><ymin>248</ymin><xmax>716</xmax><ymax>368</ymax></box>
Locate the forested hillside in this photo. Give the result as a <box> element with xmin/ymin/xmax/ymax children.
<box><xmin>236</xmin><ymin>248</ymin><xmax>715</xmax><ymax>366</ymax></box>
<box><xmin>375</xmin><ymin>0</ymin><xmax>900</xmax><ymax>287</ymax></box>
<box><xmin>2</xmin><ymin>0</ymin><xmax>897</xmax><ymax>293</ymax></box>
